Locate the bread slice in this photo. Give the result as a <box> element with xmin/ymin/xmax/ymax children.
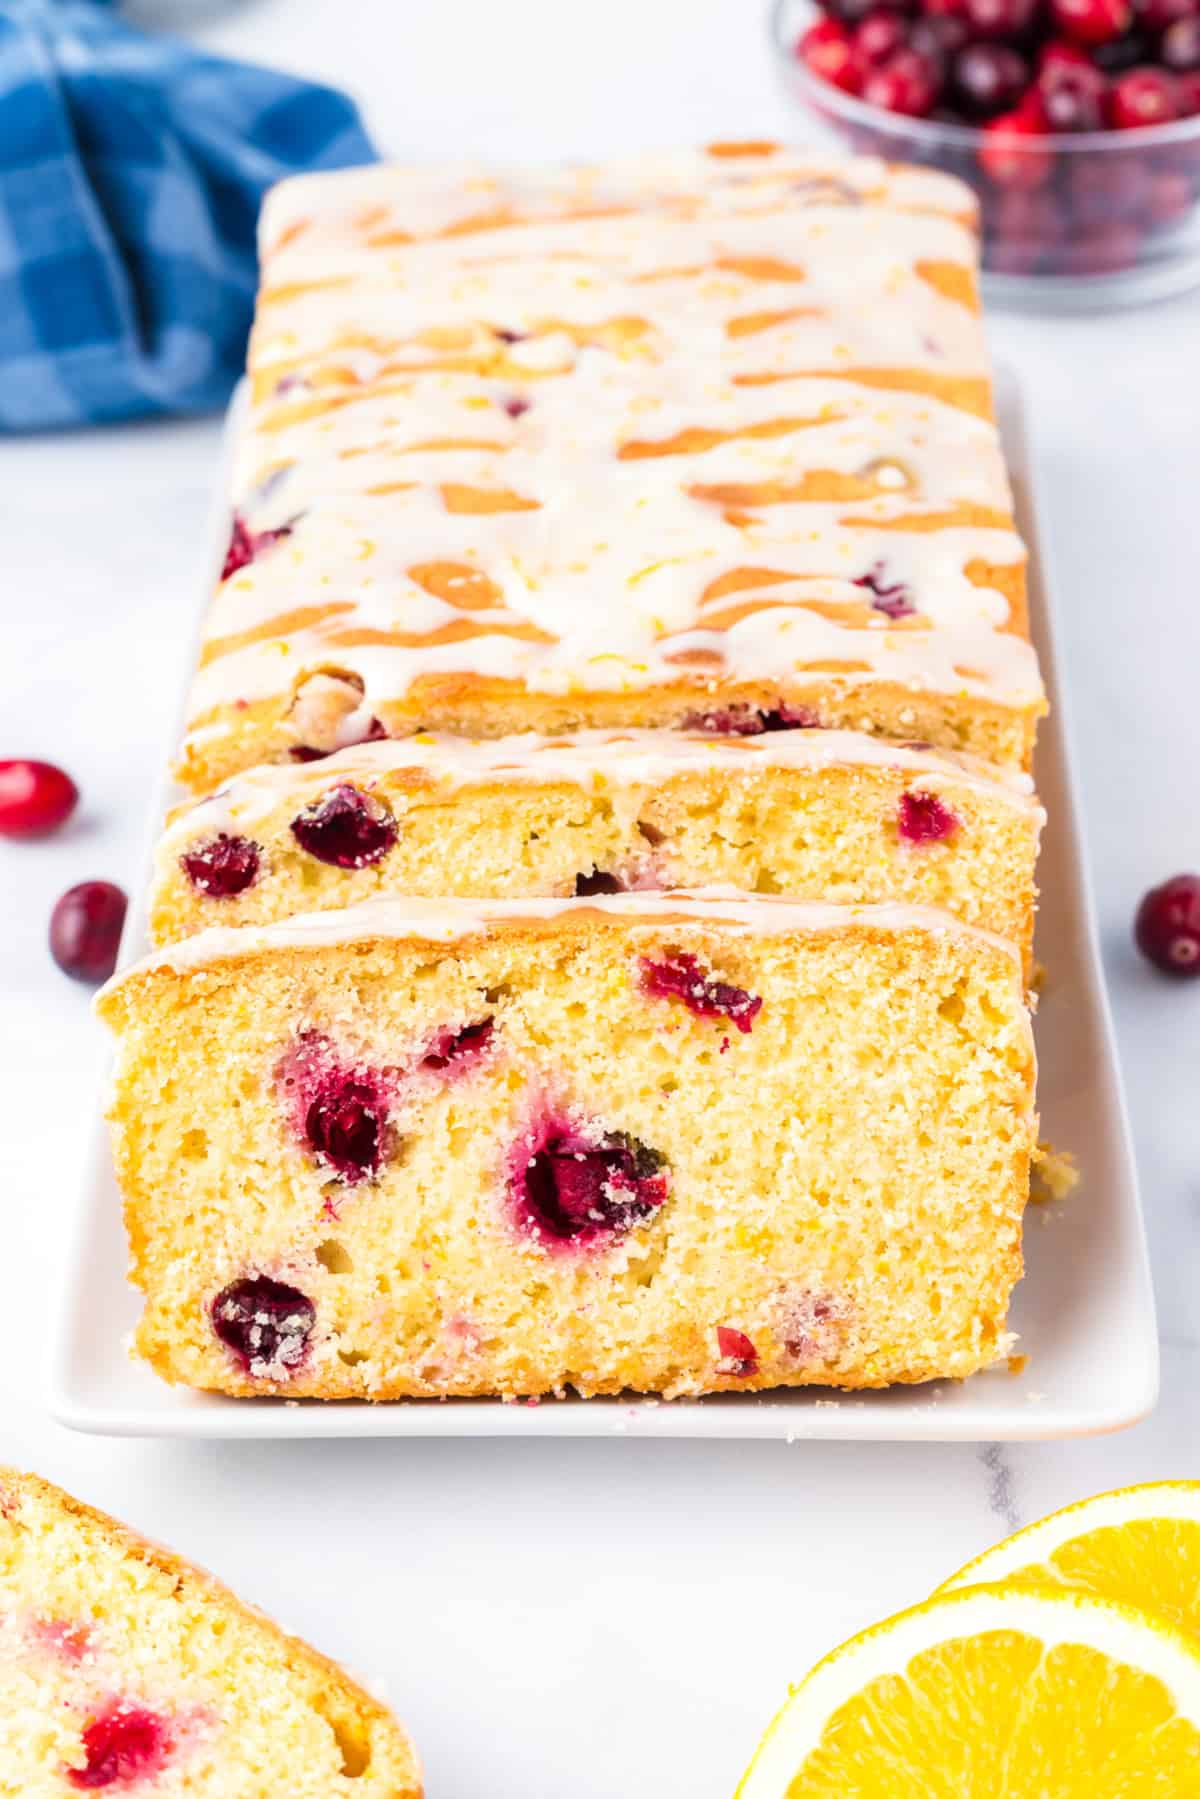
<box><xmin>97</xmin><ymin>893</ymin><xmax>1037</xmax><ymax>1401</ymax></box>
<box><xmin>150</xmin><ymin>729</ymin><xmax>1042</xmax><ymax>968</ymax></box>
<box><xmin>0</xmin><ymin>1467</ymin><xmax>420</xmax><ymax>1795</ymax></box>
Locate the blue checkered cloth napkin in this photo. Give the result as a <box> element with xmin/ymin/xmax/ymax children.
<box><xmin>0</xmin><ymin>0</ymin><xmax>376</xmax><ymax>429</ymax></box>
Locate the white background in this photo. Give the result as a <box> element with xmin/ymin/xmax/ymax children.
<box><xmin>2</xmin><ymin>2</ymin><xmax>1199</xmax><ymax>1791</ymax></box>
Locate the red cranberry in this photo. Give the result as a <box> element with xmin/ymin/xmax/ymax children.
<box><xmin>1039</xmin><ymin>60</ymin><xmax>1107</xmax><ymax>127</ymax></box>
<box><xmin>640</xmin><ymin>951</ymin><xmax>763</xmax><ymax>1033</ymax></box>
<box><xmin>862</xmin><ymin>47</ymin><xmax>942</xmax><ymax>113</ymax></box>
<box><xmin>574</xmin><ymin>868</ymin><xmax>626</xmax><ymax>895</ymax></box>
<box><xmin>49</xmin><ymin>882</ymin><xmax>126</xmax><ymax>983</ymax></box>
<box><xmin>0</xmin><ymin>759</ymin><xmax>78</xmax><ymax>839</ymax></box>
<box><xmin>306</xmin><ymin>1078</ymin><xmax>386</xmax><ymax>1182</ymax></box>
<box><xmin>1092</xmin><ymin>26</ymin><xmax>1153</xmax><ymax>66</ymax></box>
<box><xmin>1163</xmin><ymin>15</ymin><xmax>1200</xmax><ymax>64</ymax></box>
<box><xmin>855</xmin><ymin>561</ymin><xmax>916</xmax><ymax>617</ymax></box>
<box><xmin>1136</xmin><ymin>0</ymin><xmax>1199</xmax><ymax>30</ymax></box>
<box><xmin>1148</xmin><ymin>170</ymin><xmax>1193</xmax><ymax>221</ymax></box>
<box><xmin>290</xmin><ymin>784</ymin><xmax>397</xmax><ymax>869</ymax></box>
<box><xmin>910</xmin><ymin>13</ymin><xmax>971</xmax><ymax>61</ymax></box>
<box><xmin>827</xmin><ymin>0</ymin><xmax>910</xmax><ymax>22</ymax></box>
<box><xmin>1051</xmin><ymin>0</ymin><xmax>1132</xmax><ymax>38</ymax></box>
<box><xmin>502</xmin><ymin>396</ymin><xmax>531</xmax><ymax>418</ymax></box>
<box><xmin>212</xmin><ymin>1276</ymin><xmax>315</xmax><ymax>1377</ymax></box>
<box><xmin>1067</xmin><ymin>151</ymin><xmax>1151</xmax><ymax>221</ymax></box>
<box><xmin>924</xmin><ymin>0</ymin><xmax>969</xmax><ymax>16</ymax></box>
<box><xmin>716</xmin><ymin>1327</ymin><xmax>759</xmax><ymax>1377</ymax></box>
<box><xmin>1037</xmin><ymin>37</ymin><xmax>1096</xmax><ymax>71</ymax></box>
<box><xmin>1135</xmin><ymin>874</ymin><xmax>1200</xmax><ymax>975</ymax></box>
<box><xmin>1055</xmin><ymin>219</ymin><xmax>1140</xmax><ymax>273</ymax></box>
<box><xmin>798</xmin><ymin>17</ymin><xmax>863</xmax><ymax>90</ymax></box>
<box><xmin>898</xmin><ymin>791</ymin><xmax>959</xmax><ymax>843</ymax></box>
<box><xmin>1108</xmin><ymin>66</ymin><xmax>1180</xmax><ymax>124</ymax></box>
<box><xmin>954</xmin><ymin>44</ymin><xmax>1031</xmax><ymax>115</ymax></box>
<box><xmin>421</xmin><ymin>1018</ymin><xmax>495</xmax><ymax>1070</ymax></box>
<box><xmin>964</xmin><ymin>0</ymin><xmax>1038</xmax><ymax>36</ymax></box>
<box><xmin>1176</xmin><ymin>66</ymin><xmax>1200</xmax><ymax>106</ymax></box>
<box><xmin>278</xmin><ymin>1033</ymin><xmax>395</xmax><ymax>1183</ymax></box>
<box><xmin>221</xmin><ymin>514</ymin><xmax>292</xmax><ymax>582</ymax></box>
<box><xmin>68</xmin><ymin>1704</ymin><xmax>170</xmax><ymax>1790</ymax></box>
<box><xmin>988</xmin><ymin>187</ymin><xmax>1063</xmax><ymax>271</ymax></box>
<box><xmin>979</xmin><ymin>108</ymin><xmax>1053</xmax><ymax>189</ymax></box>
<box><xmin>855</xmin><ymin>8</ymin><xmax>909</xmax><ymax>62</ymax></box>
<box><xmin>515</xmin><ymin>1124</ymin><xmax>669</xmax><ymax>1245</ymax></box>
<box><xmin>180</xmin><ymin>833</ymin><xmax>260</xmax><ymax>898</ymax></box>
<box><xmin>682</xmin><ymin>704</ymin><xmax>818</xmax><ymax>735</ymax></box>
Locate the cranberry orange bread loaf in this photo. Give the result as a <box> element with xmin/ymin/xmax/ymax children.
<box><xmin>151</xmin><ymin>729</ymin><xmax>1042</xmax><ymax>964</ymax></box>
<box><xmin>0</xmin><ymin>1467</ymin><xmax>420</xmax><ymax>1795</ymax></box>
<box><xmin>97</xmin><ymin>893</ymin><xmax>1037</xmax><ymax>1400</ymax></box>
<box><xmin>178</xmin><ymin>143</ymin><xmax>1044</xmax><ymax>793</ymax></box>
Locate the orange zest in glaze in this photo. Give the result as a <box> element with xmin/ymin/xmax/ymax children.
<box><xmin>440</xmin><ymin>483</ymin><xmax>541</xmax><ymax>515</ymax></box>
<box><xmin>199</xmin><ymin>605</ymin><xmax>356</xmax><ymax>668</ymax></box>
<box><xmin>408</xmin><ymin>562</ymin><xmax>504</xmax><ymax>610</ymax></box>
<box><xmin>325</xmin><ymin>618</ymin><xmax>556</xmax><ymax>650</ymax></box>
<box><xmin>725</xmin><ymin>308</ymin><xmax>821</xmax><ymax>339</ymax></box>
<box><xmin>701</xmin><ymin>566</ymin><xmax>807</xmax><ymax>604</ymax></box>
<box><xmin>705</xmin><ymin>139</ymin><xmax>781</xmax><ymax>158</ymax></box>
<box><xmin>258</xmin><ymin>276</ymin><xmax>353</xmax><ymax>308</ymax></box>
<box><xmin>717</xmin><ymin>255</ymin><xmax>808</xmax><ymax>283</ymax></box>
<box><xmin>618</xmin><ymin>417</ymin><xmax>829</xmax><ymax>461</ymax></box>
<box><xmin>916</xmin><ymin>259</ymin><xmax>980</xmax><ymax>311</ymax></box>
<box><xmin>690</xmin><ymin>472</ymin><xmax>911</xmax><ymax>508</ymax></box>
<box><xmin>838</xmin><ymin>503</ymin><xmax>1013</xmax><ymax>533</ymax></box>
<box><xmin>734</xmin><ymin>368</ymin><xmax>994</xmax><ymax>417</ymax></box>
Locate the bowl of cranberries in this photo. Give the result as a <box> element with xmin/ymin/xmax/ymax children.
<box><xmin>773</xmin><ymin>0</ymin><xmax>1200</xmax><ymax>300</ymax></box>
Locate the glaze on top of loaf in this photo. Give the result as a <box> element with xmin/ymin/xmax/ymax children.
<box><xmin>99</xmin><ymin>890</ymin><xmax>1026</xmax><ymax>997</ymax></box>
<box><xmin>182</xmin><ymin>143</ymin><xmax>1043</xmax><ymax>784</ymax></box>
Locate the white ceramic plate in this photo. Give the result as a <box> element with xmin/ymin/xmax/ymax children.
<box><xmin>49</xmin><ymin>368</ymin><xmax>1158</xmax><ymax>1441</ymax></box>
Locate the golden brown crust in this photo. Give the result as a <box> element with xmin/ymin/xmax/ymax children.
<box><xmin>177</xmin><ymin>677</ymin><xmax>1043</xmax><ymax>796</ymax></box>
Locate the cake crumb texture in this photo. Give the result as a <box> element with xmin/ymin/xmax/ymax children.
<box><xmin>0</xmin><ymin>1467</ymin><xmax>421</xmax><ymax>1795</ymax></box>
<box><xmin>99</xmin><ymin>898</ymin><xmax>1037</xmax><ymax>1401</ymax></box>
<box><xmin>151</xmin><ymin>730</ymin><xmax>1041</xmax><ymax>968</ymax></box>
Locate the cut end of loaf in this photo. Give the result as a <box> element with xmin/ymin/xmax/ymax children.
<box><xmin>100</xmin><ymin>900</ymin><xmax>1036</xmax><ymax>1402</ymax></box>
<box><xmin>0</xmin><ymin>1468</ymin><xmax>421</xmax><ymax>1795</ymax></box>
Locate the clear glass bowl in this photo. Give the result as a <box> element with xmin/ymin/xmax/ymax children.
<box><xmin>770</xmin><ymin>0</ymin><xmax>1200</xmax><ymax>308</ymax></box>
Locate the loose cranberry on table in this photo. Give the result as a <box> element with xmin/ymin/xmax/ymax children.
<box><xmin>0</xmin><ymin>759</ymin><xmax>78</xmax><ymax>839</ymax></box>
<box><xmin>49</xmin><ymin>881</ymin><xmax>127</xmax><ymax>984</ymax></box>
<box><xmin>1134</xmin><ymin>873</ymin><xmax>1200</xmax><ymax>976</ymax></box>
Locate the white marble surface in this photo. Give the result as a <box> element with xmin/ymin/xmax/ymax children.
<box><xmin>1</xmin><ymin>2</ymin><xmax>1198</xmax><ymax>1791</ymax></box>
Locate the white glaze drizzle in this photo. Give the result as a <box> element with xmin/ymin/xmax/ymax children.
<box><xmin>100</xmin><ymin>891</ymin><xmax>1025</xmax><ymax>996</ymax></box>
<box><xmin>160</xmin><ymin>726</ymin><xmax>1040</xmax><ymax>848</ymax></box>
<box><xmin>185</xmin><ymin>148</ymin><xmax>1042</xmax><ymax>751</ymax></box>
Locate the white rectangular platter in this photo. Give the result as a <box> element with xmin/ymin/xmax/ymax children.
<box><xmin>50</xmin><ymin>367</ymin><xmax>1158</xmax><ymax>1441</ymax></box>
